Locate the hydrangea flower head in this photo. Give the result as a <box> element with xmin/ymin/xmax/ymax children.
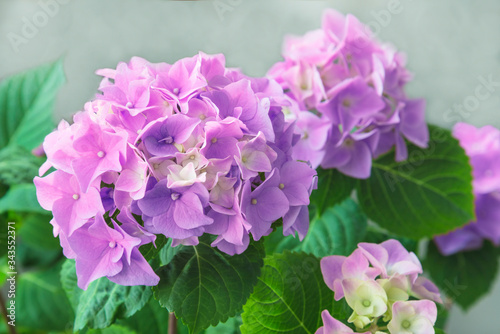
<box><xmin>268</xmin><ymin>9</ymin><xmax>428</xmax><ymax>178</ymax></box>
<box><xmin>319</xmin><ymin>239</ymin><xmax>441</xmax><ymax>333</ymax></box>
<box><xmin>34</xmin><ymin>52</ymin><xmax>316</xmax><ymax>289</ymax></box>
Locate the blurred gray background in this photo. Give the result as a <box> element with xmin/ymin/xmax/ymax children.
<box><xmin>1</xmin><ymin>1</ymin><xmax>499</xmax><ymax>333</ymax></box>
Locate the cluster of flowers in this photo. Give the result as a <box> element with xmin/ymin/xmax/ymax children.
<box><xmin>434</xmin><ymin>122</ymin><xmax>500</xmax><ymax>255</ymax></box>
<box><xmin>34</xmin><ymin>53</ymin><xmax>316</xmax><ymax>289</ymax></box>
<box><xmin>317</xmin><ymin>240</ymin><xmax>442</xmax><ymax>334</ymax></box>
<box><xmin>268</xmin><ymin>9</ymin><xmax>429</xmax><ymax>178</ymax></box>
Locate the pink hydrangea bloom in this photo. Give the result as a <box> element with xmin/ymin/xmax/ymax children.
<box><xmin>268</xmin><ymin>9</ymin><xmax>428</xmax><ymax>178</ymax></box>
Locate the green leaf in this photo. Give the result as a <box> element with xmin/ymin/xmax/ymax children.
<box><xmin>60</xmin><ymin>259</ymin><xmax>83</xmax><ymax>311</ymax></box>
<box><xmin>265</xmin><ymin>198</ymin><xmax>367</xmax><ymax>258</ymax></box>
<box><xmin>139</xmin><ymin>234</ymin><xmax>168</xmax><ymax>262</ymax></box>
<box><xmin>300</xmin><ymin>199</ymin><xmax>367</xmax><ymax>257</ymax></box>
<box><xmin>17</xmin><ymin>260</ymin><xmax>74</xmax><ymax>332</ymax></box>
<box><xmin>17</xmin><ymin>213</ymin><xmax>60</xmax><ymax>250</ymax></box>
<box><xmin>362</xmin><ymin>226</ymin><xmax>419</xmax><ymax>254</ymax></box>
<box><xmin>87</xmin><ymin>324</ymin><xmax>138</xmax><ymax>334</ymax></box>
<box><xmin>117</xmin><ymin>298</ymin><xmax>188</xmax><ymax>334</ymax></box>
<box><xmin>357</xmin><ymin>125</ymin><xmax>475</xmax><ymax>239</ymax></box>
<box><xmin>241</xmin><ymin>251</ymin><xmax>335</xmax><ymax>334</ymax></box>
<box><xmin>153</xmin><ymin>237</ymin><xmax>265</xmax><ymax>334</ymax></box>
<box><xmin>0</xmin><ymin>145</ymin><xmax>44</xmax><ymax>186</ymax></box>
<box><xmin>434</xmin><ymin>302</ymin><xmax>449</xmax><ymax>331</ymax></box>
<box><xmin>309</xmin><ymin>168</ymin><xmax>355</xmax><ymax>218</ymax></box>
<box><xmin>158</xmin><ymin>238</ymin><xmax>186</xmax><ymax>266</ymax></box>
<box><xmin>0</xmin><ymin>183</ymin><xmax>46</xmax><ymax>214</ymax></box>
<box><xmin>60</xmin><ymin>259</ymin><xmax>152</xmax><ymax>330</ymax></box>
<box><xmin>204</xmin><ymin>315</ymin><xmax>242</xmax><ymax>334</ymax></box>
<box><xmin>434</xmin><ymin>329</ymin><xmax>447</xmax><ymax>334</ymax></box>
<box><xmin>424</xmin><ymin>241</ymin><xmax>499</xmax><ymax>310</ymax></box>
<box><xmin>158</xmin><ymin>238</ymin><xmax>185</xmax><ymax>266</ymax></box>
<box><xmin>0</xmin><ymin>59</ymin><xmax>65</xmax><ymax>150</ymax></box>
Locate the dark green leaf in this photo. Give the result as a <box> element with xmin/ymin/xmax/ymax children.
<box><xmin>15</xmin><ymin>235</ymin><xmax>61</xmax><ymax>269</ymax></box>
<box><xmin>424</xmin><ymin>241</ymin><xmax>499</xmax><ymax>310</ymax></box>
<box><xmin>264</xmin><ymin>225</ymin><xmax>301</xmax><ymax>255</ymax></box>
<box><xmin>117</xmin><ymin>298</ymin><xmax>189</xmax><ymax>334</ymax></box>
<box><xmin>153</xmin><ymin>237</ymin><xmax>265</xmax><ymax>334</ymax></box>
<box><xmin>0</xmin><ymin>59</ymin><xmax>65</xmax><ymax>150</ymax></box>
<box><xmin>139</xmin><ymin>234</ymin><xmax>168</xmax><ymax>262</ymax></box>
<box><xmin>362</xmin><ymin>226</ymin><xmax>418</xmax><ymax>253</ymax></box>
<box><xmin>17</xmin><ymin>260</ymin><xmax>74</xmax><ymax>331</ymax></box>
<box><xmin>309</xmin><ymin>168</ymin><xmax>355</xmax><ymax>218</ymax></box>
<box><xmin>18</xmin><ymin>212</ymin><xmax>60</xmax><ymax>250</ymax></box>
<box><xmin>60</xmin><ymin>259</ymin><xmax>152</xmax><ymax>330</ymax></box>
<box><xmin>357</xmin><ymin>125</ymin><xmax>475</xmax><ymax>239</ymax></box>
<box><xmin>241</xmin><ymin>251</ymin><xmax>334</xmax><ymax>334</ymax></box>
<box><xmin>265</xmin><ymin>198</ymin><xmax>367</xmax><ymax>258</ymax></box>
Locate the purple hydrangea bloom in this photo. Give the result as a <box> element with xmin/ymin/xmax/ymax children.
<box><xmin>268</xmin><ymin>9</ymin><xmax>429</xmax><ymax>178</ymax></box>
<box><xmin>35</xmin><ymin>52</ymin><xmax>316</xmax><ymax>288</ymax></box>
<box><xmin>68</xmin><ymin>215</ymin><xmax>159</xmax><ymax>289</ymax></box>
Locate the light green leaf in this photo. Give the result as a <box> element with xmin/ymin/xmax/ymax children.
<box><xmin>241</xmin><ymin>251</ymin><xmax>336</xmax><ymax>334</ymax></box>
<box><xmin>309</xmin><ymin>168</ymin><xmax>355</xmax><ymax>219</ymax></box>
<box><xmin>60</xmin><ymin>259</ymin><xmax>152</xmax><ymax>330</ymax></box>
<box><xmin>300</xmin><ymin>199</ymin><xmax>367</xmax><ymax>257</ymax></box>
<box><xmin>357</xmin><ymin>125</ymin><xmax>474</xmax><ymax>239</ymax></box>
<box><xmin>153</xmin><ymin>237</ymin><xmax>264</xmax><ymax>334</ymax></box>
<box><xmin>424</xmin><ymin>241</ymin><xmax>499</xmax><ymax>310</ymax></box>
<box><xmin>158</xmin><ymin>238</ymin><xmax>184</xmax><ymax>266</ymax></box>
<box><xmin>265</xmin><ymin>198</ymin><xmax>367</xmax><ymax>258</ymax></box>
<box><xmin>204</xmin><ymin>315</ymin><xmax>242</xmax><ymax>334</ymax></box>
<box><xmin>0</xmin><ymin>184</ymin><xmax>46</xmax><ymax>214</ymax></box>
<box><xmin>87</xmin><ymin>324</ymin><xmax>138</xmax><ymax>334</ymax></box>
<box><xmin>0</xmin><ymin>145</ymin><xmax>44</xmax><ymax>186</ymax></box>
<box><xmin>0</xmin><ymin>59</ymin><xmax>65</xmax><ymax>150</ymax></box>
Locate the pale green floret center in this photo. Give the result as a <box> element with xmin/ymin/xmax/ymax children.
<box><xmin>97</xmin><ymin>150</ymin><xmax>105</xmax><ymax>158</ymax></box>
<box><xmin>73</xmin><ymin>194</ymin><xmax>80</xmax><ymax>200</ymax></box>
<box><xmin>279</xmin><ymin>183</ymin><xmax>285</xmax><ymax>190</ymax></box>
<box><xmin>251</xmin><ymin>198</ymin><xmax>258</xmax><ymax>205</ymax></box>
<box><xmin>108</xmin><ymin>241</ymin><xmax>116</xmax><ymax>248</ymax></box>
<box><xmin>211</xmin><ymin>137</ymin><xmax>218</xmax><ymax>144</ymax></box>
<box><xmin>402</xmin><ymin>319</ymin><xmax>411</xmax><ymax>329</ymax></box>
<box><xmin>362</xmin><ymin>300</ymin><xmax>371</xmax><ymax>307</ymax></box>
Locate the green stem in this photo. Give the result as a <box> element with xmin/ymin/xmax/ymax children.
<box><xmin>168</xmin><ymin>312</ymin><xmax>177</xmax><ymax>334</ymax></box>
